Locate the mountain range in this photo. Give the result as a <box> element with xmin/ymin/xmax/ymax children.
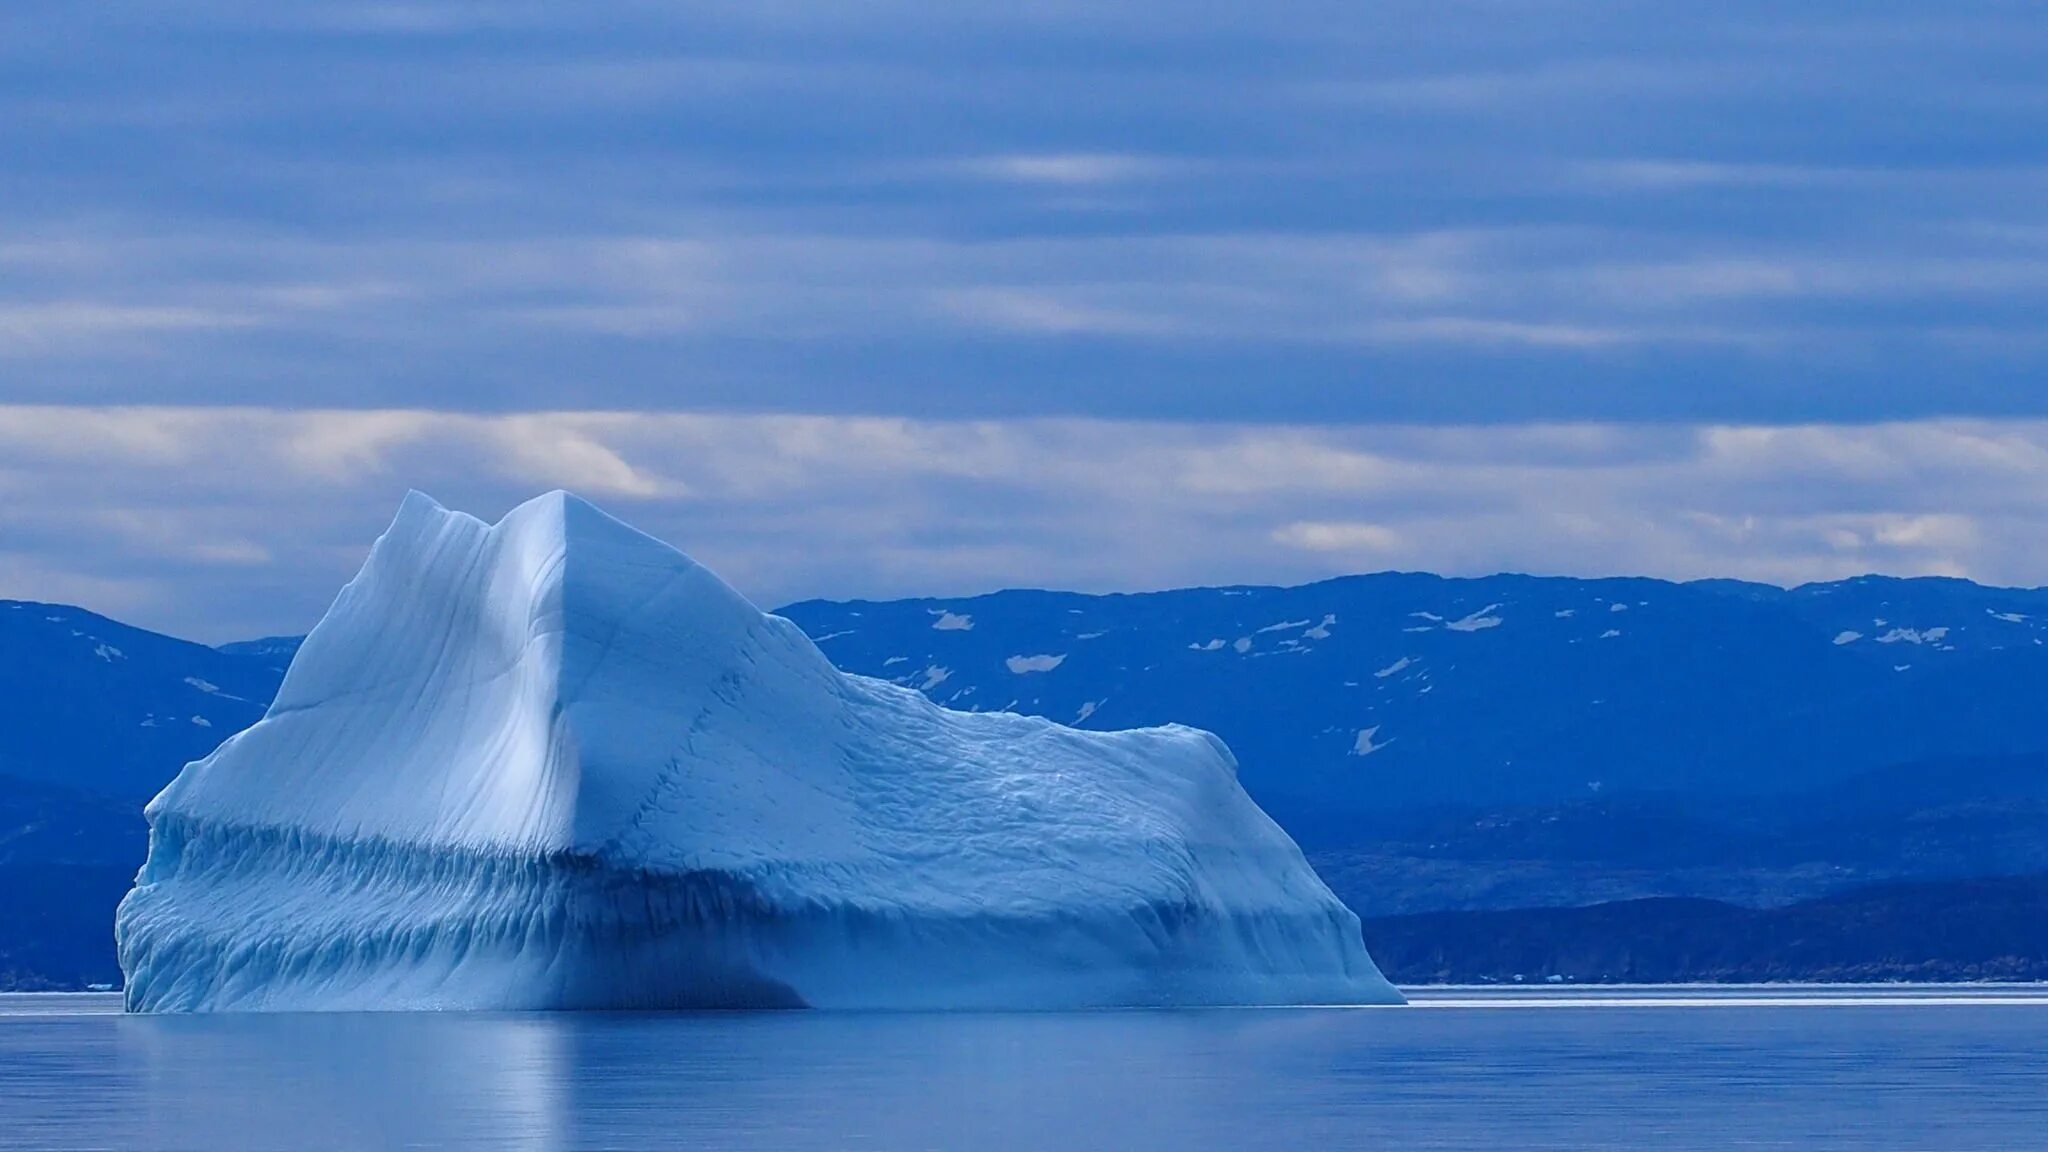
<box><xmin>780</xmin><ymin>573</ymin><xmax>2048</xmax><ymax>817</ymax></box>
<box><xmin>4</xmin><ymin>569</ymin><xmax>2047</xmax><ymax>988</ymax></box>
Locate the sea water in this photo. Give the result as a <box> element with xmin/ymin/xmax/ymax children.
<box><xmin>3</xmin><ymin>987</ymin><xmax>2045</xmax><ymax>1150</ymax></box>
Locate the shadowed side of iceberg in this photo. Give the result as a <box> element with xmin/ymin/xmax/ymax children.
<box><xmin>118</xmin><ymin>814</ymin><xmax>1392</xmax><ymax>1012</ymax></box>
<box><xmin>117</xmin><ymin>815</ymin><xmax>805</xmax><ymax>1011</ymax></box>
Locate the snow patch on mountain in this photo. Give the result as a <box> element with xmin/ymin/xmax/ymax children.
<box><xmin>1350</xmin><ymin>726</ymin><xmax>1391</xmax><ymax>756</ymax></box>
<box><xmin>1876</xmin><ymin>626</ymin><xmax>1950</xmax><ymax>645</ymax></box>
<box><xmin>181</xmin><ymin>677</ymin><xmax>246</xmax><ymax>700</ymax></box>
<box><xmin>1445</xmin><ymin>605</ymin><xmax>1504</xmax><ymax>632</ymax></box>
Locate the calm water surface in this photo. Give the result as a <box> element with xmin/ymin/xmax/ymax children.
<box><xmin>4</xmin><ymin>988</ymin><xmax>2046</xmax><ymax>1150</ymax></box>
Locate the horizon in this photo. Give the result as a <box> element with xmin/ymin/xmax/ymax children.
<box><xmin>13</xmin><ymin>490</ymin><xmax>2048</xmax><ymax>649</ymax></box>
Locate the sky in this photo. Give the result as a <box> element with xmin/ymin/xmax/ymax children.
<box><xmin>4</xmin><ymin>2</ymin><xmax>2048</xmax><ymax>641</ymax></box>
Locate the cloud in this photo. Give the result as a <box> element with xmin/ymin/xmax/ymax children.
<box><xmin>1300</xmin><ymin>58</ymin><xmax>1774</xmax><ymax>113</ymax></box>
<box><xmin>0</xmin><ymin>302</ymin><xmax>258</xmax><ymax>357</ymax></box>
<box><xmin>6</xmin><ymin>406</ymin><xmax>2048</xmax><ymax>642</ymax></box>
<box><xmin>950</xmin><ymin>153</ymin><xmax>1182</xmax><ymax>187</ymax></box>
<box><xmin>8</xmin><ymin>224</ymin><xmax>2046</xmax><ymax>422</ymax></box>
<box><xmin>3</xmin><ymin>4</ymin><xmax>2046</xmax><ymax>639</ymax></box>
<box><xmin>2</xmin><ymin>4</ymin><xmax>2045</xmax><ymax>421</ymax></box>
<box><xmin>1271</xmin><ymin>522</ymin><xmax>1404</xmax><ymax>553</ymax></box>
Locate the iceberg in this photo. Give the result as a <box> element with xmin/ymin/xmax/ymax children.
<box><xmin>117</xmin><ymin>491</ymin><xmax>1399</xmax><ymax>1011</ymax></box>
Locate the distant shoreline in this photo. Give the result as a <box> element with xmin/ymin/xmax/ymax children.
<box><xmin>10</xmin><ymin>984</ymin><xmax>2048</xmax><ymax>1014</ymax></box>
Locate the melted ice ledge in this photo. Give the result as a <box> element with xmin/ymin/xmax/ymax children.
<box><xmin>117</xmin><ymin>492</ymin><xmax>1397</xmax><ymax>1011</ymax></box>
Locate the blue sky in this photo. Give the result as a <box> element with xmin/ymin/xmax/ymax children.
<box><xmin>4</xmin><ymin>3</ymin><xmax>2048</xmax><ymax>639</ymax></box>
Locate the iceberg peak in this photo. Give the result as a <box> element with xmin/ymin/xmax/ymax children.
<box><xmin>118</xmin><ymin>491</ymin><xmax>1398</xmax><ymax>1011</ymax></box>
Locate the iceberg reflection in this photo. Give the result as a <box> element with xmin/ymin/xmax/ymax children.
<box><xmin>111</xmin><ymin>1008</ymin><xmax>1339</xmax><ymax>1150</ymax></box>
<box><xmin>121</xmin><ymin>1012</ymin><xmax>568</xmax><ymax>1151</ymax></box>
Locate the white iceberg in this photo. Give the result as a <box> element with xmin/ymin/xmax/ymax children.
<box><xmin>117</xmin><ymin>491</ymin><xmax>1398</xmax><ymax>1011</ymax></box>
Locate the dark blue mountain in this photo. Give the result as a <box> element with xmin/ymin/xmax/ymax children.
<box><xmin>0</xmin><ymin>776</ymin><xmax>142</xmax><ymax>989</ymax></box>
<box><xmin>1361</xmin><ymin>873</ymin><xmax>2048</xmax><ymax>984</ymax></box>
<box><xmin>215</xmin><ymin>635</ymin><xmax>304</xmax><ymax>663</ymax></box>
<box><xmin>0</xmin><ymin>601</ymin><xmax>287</xmax><ymax>801</ymax></box>
<box><xmin>776</xmin><ymin>574</ymin><xmax>2048</xmax><ymax>827</ymax></box>
<box><xmin>1310</xmin><ymin>752</ymin><xmax>2048</xmax><ymax>915</ymax></box>
<box><xmin>0</xmin><ymin>600</ymin><xmax>286</xmax><ymax>988</ymax></box>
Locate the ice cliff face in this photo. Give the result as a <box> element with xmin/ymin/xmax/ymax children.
<box><xmin>116</xmin><ymin>491</ymin><xmax>1398</xmax><ymax>1011</ymax></box>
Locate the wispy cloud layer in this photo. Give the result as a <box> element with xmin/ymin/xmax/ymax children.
<box><xmin>6</xmin><ymin>225</ymin><xmax>2046</xmax><ymax>419</ymax></box>
<box><xmin>3</xmin><ymin>3</ymin><xmax>2045</xmax><ymax>419</ymax></box>
<box><xmin>5</xmin><ymin>406</ymin><xmax>2047</xmax><ymax>641</ymax></box>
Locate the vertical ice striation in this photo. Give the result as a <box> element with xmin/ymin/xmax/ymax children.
<box><xmin>117</xmin><ymin>491</ymin><xmax>1400</xmax><ymax>1011</ymax></box>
